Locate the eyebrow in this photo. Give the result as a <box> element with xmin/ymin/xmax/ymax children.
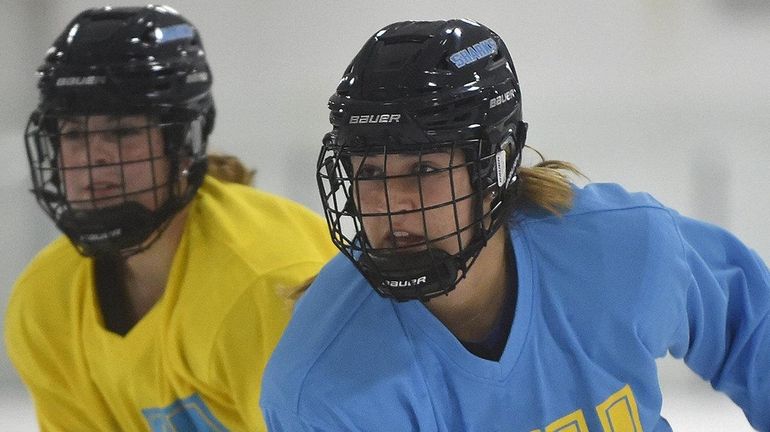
<box><xmin>111</xmin><ymin>115</ymin><xmax>156</xmax><ymax>127</ymax></box>
<box><xmin>58</xmin><ymin>118</ymin><xmax>87</xmax><ymax>131</ymax></box>
<box><xmin>58</xmin><ymin>116</ymin><xmax>84</xmax><ymax>124</ymax></box>
<box><xmin>58</xmin><ymin>115</ymin><xmax>124</xmax><ymax>125</ymax></box>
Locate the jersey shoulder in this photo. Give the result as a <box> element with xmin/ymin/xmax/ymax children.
<box><xmin>262</xmin><ymin>254</ymin><xmax>400</xmax><ymax>411</ymax></box>
<box><xmin>516</xmin><ymin>182</ymin><xmax>678</xmax><ymax>246</ymax></box>
<box><xmin>6</xmin><ymin>236</ymin><xmax>87</xmax><ymax>323</ymax></box>
<box><xmin>4</xmin><ymin>236</ymin><xmax>89</xmax><ymax>376</ymax></box>
<box><xmin>195</xmin><ymin>176</ymin><xmax>337</xmax><ymax>273</ymax></box>
<box><xmin>568</xmin><ymin>182</ymin><xmax>667</xmax><ymax>216</ymax></box>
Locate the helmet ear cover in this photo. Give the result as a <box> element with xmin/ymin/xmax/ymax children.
<box><xmin>25</xmin><ymin>5</ymin><xmax>215</xmax><ymax>258</ymax></box>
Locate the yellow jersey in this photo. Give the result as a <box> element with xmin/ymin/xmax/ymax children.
<box><xmin>5</xmin><ymin>176</ymin><xmax>338</xmax><ymax>431</ymax></box>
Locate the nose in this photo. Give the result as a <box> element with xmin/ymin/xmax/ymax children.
<box><xmin>383</xmin><ymin>176</ymin><xmax>422</xmax><ymax>214</ymax></box>
<box><xmin>85</xmin><ymin>133</ymin><xmax>119</xmax><ymax>167</ymax></box>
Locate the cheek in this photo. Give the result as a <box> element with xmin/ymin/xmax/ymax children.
<box><xmin>120</xmin><ymin>134</ymin><xmax>162</xmax><ymax>161</ymax></box>
<box><xmin>125</xmin><ymin>161</ymin><xmax>171</xmax><ymax>210</ymax></box>
<box><xmin>360</xmin><ymin>216</ymin><xmax>377</xmax><ymax>237</ymax></box>
<box><xmin>61</xmin><ymin>173</ymin><xmax>81</xmax><ymax>197</ymax></box>
<box><xmin>59</xmin><ymin>151</ymin><xmax>77</xmax><ymax>168</ymax></box>
<box><xmin>58</xmin><ymin>142</ymin><xmax>89</xmax><ymax>169</ymax></box>
<box><xmin>119</xmin><ymin>158</ymin><xmax>169</xmax><ymax>192</ymax></box>
<box><xmin>421</xmin><ymin>180</ymin><xmax>476</xmax><ymax>243</ymax></box>
<box><xmin>58</xmin><ymin>156</ymin><xmax>89</xmax><ymax>194</ymax></box>
<box><xmin>420</xmin><ymin>172</ymin><xmax>472</xmax><ymax>213</ymax></box>
<box><xmin>152</xmin><ymin>156</ymin><xmax>170</xmax><ymax>180</ymax></box>
<box><xmin>423</xmin><ymin>197</ymin><xmax>472</xmax><ymax>234</ymax></box>
<box><xmin>351</xmin><ymin>180</ymin><xmax>386</xmax><ymax>214</ymax></box>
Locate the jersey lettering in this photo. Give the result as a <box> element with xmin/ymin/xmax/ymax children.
<box><xmin>142</xmin><ymin>394</ymin><xmax>228</xmax><ymax>431</ymax></box>
<box><xmin>596</xmin><ymin>385</ymin><xmax>643</xmax><ymax>431</ymax></box>
<box><xmin>531</xmin><ymin>385</ymin><xmax>643</xmax><ymax>432</ymax></box>
<box><xmin>545</xmin><ymin>409</ymin><xmax>589</xmax><ymax>432</ymax></box>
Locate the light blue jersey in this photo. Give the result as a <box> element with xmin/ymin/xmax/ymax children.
<box><xmin>261</xmin><ymin>183</ymin><xmax>770</xmax><ymax>431</ymax></box>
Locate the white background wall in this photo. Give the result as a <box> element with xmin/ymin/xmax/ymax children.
<box><xmin>1</xmin><ymin>0</ymin><xmax>768</xmax><ymax>430</ymax></box>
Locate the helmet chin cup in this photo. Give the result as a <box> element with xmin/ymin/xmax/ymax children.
<box><xmin>358</xmin><ymin>248</ymin><xmax>460</xmax><ymax>301</ymax></box>
<box><xmin>57</xmin><ymin>201</ymin><xmax>176</xmax><ymax>258</ymax></box>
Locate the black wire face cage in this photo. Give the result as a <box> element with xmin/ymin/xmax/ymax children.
<box><xmin>25</xmin><ymin>109</ymin><xmax>207</xmax><ymax>257</ymax></box>
<box><xmin>318</xmin><ymin>134</ymin><xmax>515</xmax><ymax>301</ymax></box>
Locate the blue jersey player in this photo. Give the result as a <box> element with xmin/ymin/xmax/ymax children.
<box><xmin>260</xmin><ymin>19</ymin><xmax>770</xmax><ymax>431</ymax></box>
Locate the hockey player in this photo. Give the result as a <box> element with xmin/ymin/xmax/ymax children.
<box><xmin>261</xmin><ymin>19</ymin><xmax>770</xmax><ymax>431</ymax></box>
<box><xmin>5</xmin><ymin>5</ymin><xmax>336</xmax><ymax>430</ymax></box>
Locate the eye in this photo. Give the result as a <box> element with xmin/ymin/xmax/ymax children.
<box><xmin>60</xmin><ymin>128</ymin><xmax>87</xmax><ymax>141</ymax></box>
<box><xmin>59</xmin><ymin>125</ymin><xmax>88</xmax><ymax>146</ymax></box>
<box><xmin>414</xmin><ymin>162</ymin><xmax>440</xmax><ymax>175</ymax></box>
<box><xmin>113</xmin><ymin>127</ymin><xmax>143</xmax><ymax>139</ymax></box>
<box><xmin>356</xmin><ymin>164</ymin><xmax>383</xmax><ymax>179</ymax></box>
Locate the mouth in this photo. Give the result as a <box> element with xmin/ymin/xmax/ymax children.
<box><xmin>385</xmin><ymin>230</ymin><xmax>428</xmax><ymax>250</ymax></box>
<box><xmin>83</xmin><ymin>181</ymin><xmax>124</xmax><ymax>200</ymax></box>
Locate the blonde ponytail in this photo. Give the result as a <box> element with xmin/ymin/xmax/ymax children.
<box><xmin>516</xmin><ymin>158</ymin><xmax>584</xmax><ymax>216</ymax></box>
<box><xmin>206</xmin><ymin>153</ymin><xmax>256</xmax><ymax>186</ymax></box>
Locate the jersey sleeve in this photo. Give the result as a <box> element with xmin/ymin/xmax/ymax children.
<box><xmin>667</xmin><ymin>211</ymin><xmax>770</xmax><ymax>430</ymax></box>
<box><xmin>4</xmin><ymin>277</ymin><xmax>117</xmax><ymax>431</ymax></box>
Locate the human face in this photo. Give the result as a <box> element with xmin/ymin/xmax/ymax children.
<box><xmin>58</xmin><ymin>114</ymin><xmax>169</xmax><ymax>211</ymax></box>
<box><xmin>351</xmin><ymin>149</ymin><xmax>476</xmax><ymax>256</ymax></box>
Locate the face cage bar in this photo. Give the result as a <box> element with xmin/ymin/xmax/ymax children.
<box><xmin>317</xmin><ymin>138</ymin><xmax>506</xmax><ymax>300</ymax></box>
<box><xmin>24</xmin><ymin>112</ymin><xmax>203</xmax><ymax>256</ymax></box>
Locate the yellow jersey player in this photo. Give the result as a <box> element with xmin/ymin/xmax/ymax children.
<box><xmin>4</xmin><ymin>5</ymin><xmax>336</xmax><ymax>431</ymax></box>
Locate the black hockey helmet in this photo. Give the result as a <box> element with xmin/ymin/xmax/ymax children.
<box><xmin>318</xmin><ymin>19</ymin><xmax>527</xmax><ymax>301</ymax></box>
<box><xmin>25</xmin><ymin>5</ymin><xmax>215</xmax><ymax>257</ymax></box>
